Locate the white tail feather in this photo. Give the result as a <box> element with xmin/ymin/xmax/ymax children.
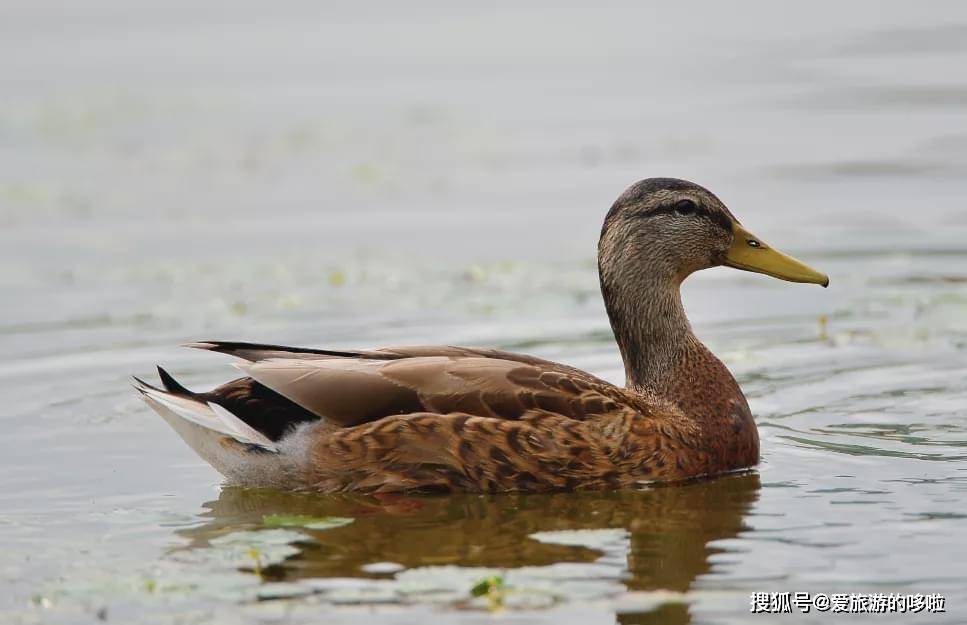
<box><xmin>136</xmin><ymin>375</ymin><xmax>308</xmax><ymax>488</ymax></box>
<box><xmin>139</xmin><ymin>388</ymin><xmax>237</xmax><ymax>439</ymax></box>
<box><xmin>207</xmin><ymin>402</ymin><xmax>278</xmax><ymax>451</ymax></box>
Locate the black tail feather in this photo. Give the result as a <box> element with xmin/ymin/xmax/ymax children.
<box><xmin>132</xmin><ymin>375</ymin><xmax>162</xmax><ymax>393</ymax></box>
<box><xmin>157</xmin><ymin>366</ymin><xmax>193</xmax><ymax>396</ymax></box>
<box><xmin>183</xmin><ymin>340</ymin><xmax>371</xmax><ymax>360</ymax></box>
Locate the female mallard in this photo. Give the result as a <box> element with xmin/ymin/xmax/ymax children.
<box><xmin>135</xmin><ymin>178</ymin><xmax>827</xmax><ymax>493</ymax></box>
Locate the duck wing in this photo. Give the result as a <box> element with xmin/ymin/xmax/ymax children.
<box><xmin>187</xmin><ymin>341</ymin><xmax>627</xmax><ymax>428</ymax></box>
<box><xmin>187</xmin><ymin>341</ymin><xmax>605</xmax><ymax>378</ymax></box>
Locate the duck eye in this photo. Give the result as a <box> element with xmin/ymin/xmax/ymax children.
<box><xmin>673</xmin><ymin>200</ymin><xmax>698</xmax><ymax>217</ymax></box>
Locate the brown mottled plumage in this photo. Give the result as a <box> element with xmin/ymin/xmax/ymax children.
<box><xmin>135</xmin><ymin>178</ymin><xmax>828</xmax><ymax>493</ymax></box>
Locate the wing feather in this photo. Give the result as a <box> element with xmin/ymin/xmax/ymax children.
<box><xmin>231</xmin><ymin>354</ymin><xmax>629</xmax><ymax>428</ymax></box>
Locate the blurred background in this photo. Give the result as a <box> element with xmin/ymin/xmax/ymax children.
<box><xmin>2</xmin><ymin>2</ymin><xmax>967</xmax><ymax>624</ymax></box>
<box><xmin>4</xmin><ymin>1</ymin><xmax>967</xmax><ymax>337</ymax></box>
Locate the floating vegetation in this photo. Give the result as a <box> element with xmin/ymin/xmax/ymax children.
<box><xmin>261</xmin><ymin>514</ymin><xmax>354</xmax><ymax>530</ymax></box>
<box><xmin>470</xmin><ymin>575</ymin><xmax>506</xmax><ymax>611</ymax></box>
<box><xmin>328</xmin><ymin>270</ymin><xmax>346</xmax><ymax>287</ymax></box>
<box><xmin>529</xmin><ymin>528</ymin><xmax>630</xmax><ymax>550</ymax></box>
<box><xmin>201</xmin><ymin>529</ymin><xmax>306</xmax><ymax>572</ymax></box>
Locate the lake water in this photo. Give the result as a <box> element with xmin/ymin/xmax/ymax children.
<box><xmin>2</xmin><ymin>2</ymin><xmax>967</xmax><ymax>623</ymax></box>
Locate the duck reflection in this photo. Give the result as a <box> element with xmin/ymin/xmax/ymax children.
<box><xmin>176</xmin><ymin>472</ymin><xmax>759</xmax><ymax>622</ymax></box>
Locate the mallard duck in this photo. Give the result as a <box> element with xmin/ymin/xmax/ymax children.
<box><xmin>135</xmin><ymin>178</ymin><xmax>827</xmax><ymax>493</ymax></box>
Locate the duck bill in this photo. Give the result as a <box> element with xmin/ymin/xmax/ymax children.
<box><xmin>724</xmin><ymin>223</ymin><xmax>829</xmax><ymax>287</ymax></box>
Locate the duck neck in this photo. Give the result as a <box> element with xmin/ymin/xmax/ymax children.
<box><xmin>600</xmin><ymin>270</ymin><xmax>694</xmax><ymax>393</ymax></box>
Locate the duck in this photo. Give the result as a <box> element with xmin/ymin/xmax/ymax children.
<box><xmin>134</xmin><ymin>178</ymin><xmax>828</xmax><ymax>493</ymax></box>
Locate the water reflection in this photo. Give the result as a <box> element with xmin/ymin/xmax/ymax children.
<box><xmin>175</xmin><ymin>472</ymin><xmax>760</xmax><ymax>620</ymax></box>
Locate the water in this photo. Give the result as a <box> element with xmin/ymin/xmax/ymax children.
<box><xmin>2</xmin><ymin>1</ymin><xmax>967</xmax><ymax>623</ymax></box>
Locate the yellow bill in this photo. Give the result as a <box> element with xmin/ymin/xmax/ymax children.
<box><xmin>725</xmin><ymin>223</ymin><xmax>829</xmax><ymax>287</ymax></box>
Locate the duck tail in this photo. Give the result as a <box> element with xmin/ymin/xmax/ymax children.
<box><xmin>133</xmin><ymin>371</ymin><xmax>293</xmax><ymax>486</ymax></box>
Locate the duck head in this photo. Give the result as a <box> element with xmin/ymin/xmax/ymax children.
<box><xmin>598</xmin><ymin>177</ymin><xmax>828</xmax><ymax>391</ymax></box>
<box><xmin>598</xmin><ymin>178</ymin><xmax>829</xmax><ymax>289</ymax></box>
